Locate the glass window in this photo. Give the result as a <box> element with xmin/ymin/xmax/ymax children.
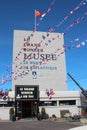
<box><xmin>39</xmin><ymin>101</ymin><xmax>57</xmax><ymax>106</ymax></box>
<box><xmin>0</xmin><ymin>101</ymin><xmax>14</xmax><ymax>107</ymax></box>
<box><xmin>59</xmin><ymin>100</ymin><xmax>76</xmax><ymax>106</ymax></box>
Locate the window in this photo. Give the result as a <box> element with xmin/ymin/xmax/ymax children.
<box><xmin>0</xmin><ymin>101</ymin><xmax>14</xmax><ymax>107</ymax></box>
<box><xmin>39</xmin><ymin>101</ymin><xmax>57</xmax><ymax>106</ymax></box>
<box><xmin>59</xmin><ymin>100</ymin><xmax>76</xmax><ymax>106</ymax></box>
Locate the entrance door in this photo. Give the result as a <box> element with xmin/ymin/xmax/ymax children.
<box><xmin>22</xmin><ymin>101</ymin><xmax>31</xmax><ymax>118</ymax></box>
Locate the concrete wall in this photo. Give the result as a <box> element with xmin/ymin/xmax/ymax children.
<box><xmin>0</xmin><ymin>107</ymin><xmax>10</xmax><ymax>120</ymax></box>
<box><xmin>39</xmin><ymin>106</ymin><xmax>80</xmax><ymax>118</ymax></box>
<box><xmin>39</xmin><ymin>91</ymin><xmax>82</xmax><ymax>118</ymax></box>
<box><xmin>12</xmin><ymin>30</ymin><xmax>67</xmax><ymax>91</ymax></box>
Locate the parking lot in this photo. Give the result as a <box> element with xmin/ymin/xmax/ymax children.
<box><xmin>0</xmin><ymin>119</ymin><xmax>83</xmax><ymax>130</ymax></box>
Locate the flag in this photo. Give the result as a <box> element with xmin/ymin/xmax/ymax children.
<box><xmin>40</xmin><ymin>13</ymin><xmax>46</xmax><ymax>18</ymax></box>
<box><xmin>77</xmin><ymin>44</ymin><xmax>80</xmax><ymax>48</ymax></box>
<box><xmin>81</xmin><ymin>41</ymin><xmax>85</xmax><ymax>46</ymax></box>
<box><xmin>35</xmin><ymin>10</ymin><xmax>41</xmax><ymax>17</ymax></box>
<box><xmin>84</xmin><ymin>12</ymin><xmax>87</xmax><ymax>15</ymax></box>
<box><xmin>34</xmin><ymin>10</ymin><xmax>41</xmax><ymax>31</ymax></box>
<box><xmin>45</xmin><ymin>89</ymin><xmax>55</xmax><ymax>99</ymax></box>
<box><xmin>48</xmin><ymin>27</ymin><xmax>53</xmax><ymax>33</ymax></box>
<box><xmin>74</xmin><ymin>20</ymin><xmax>79</xmax><ymax>24</ymax></box>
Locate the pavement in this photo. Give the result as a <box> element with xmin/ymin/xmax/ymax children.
<box><xmin>68</xmin><ymin>125</ymin><xmax>87</xmax><ymax>130</ymax></box>
<box><xmin>0</xmin><ymin>118</ymin><xmax>86</xmax><ymax>130</ymax></box>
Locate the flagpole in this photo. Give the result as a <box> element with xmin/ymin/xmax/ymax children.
<box><xmin>35</xmin><ymin>9</ymin><xmax>36</xmax><ymax>31</ymax></box>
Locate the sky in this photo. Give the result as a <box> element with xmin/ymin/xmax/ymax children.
<box><xmin>0</xmin><ymin>0</ymin><xmax>87</xmax><ymax>91</ymax></box>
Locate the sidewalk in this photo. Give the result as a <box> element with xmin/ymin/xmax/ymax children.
<box><xmin>68</xmin><ymin>125</ymin><xmax>87</xmax><ymax>130</ymax></box>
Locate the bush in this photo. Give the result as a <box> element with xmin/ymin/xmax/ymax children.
<box><xmin>52</xmin><ymin>114</ymin><xmax>57</xmax><ymax>118</ymax></box>
<box><xmin>41</xmin><ymin>107</ymin><xmax>46</xmax><ymax>114</ymax></box>
<box><xmin>9</xmin><ymin>108</ymin><xmax>14</xmax><ymax>115</ymax></box>
<box><xmin>37</xmin><ymin>107</ymin><xmax>49</xmax><ymax>120</ymax></box>
<box><xmin>9</xmin><ymin>107</ymin><xmax>15</xmax><ymax>121</ymax></box>
<box><xmin>37</xmin><ymin>113</ymin><xmax>42</xmax><ymax>120</ymax></box>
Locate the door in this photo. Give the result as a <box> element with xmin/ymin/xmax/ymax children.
<box><xmin>22</xmin><ymin>101</ymin><xmax>31</xmax><ymax>118</ymax></box>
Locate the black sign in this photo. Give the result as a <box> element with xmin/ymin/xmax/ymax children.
<box><xmin>15</xmin><ymin>85</ymin><xmax>39</xmax><ymax>101</ymax></box>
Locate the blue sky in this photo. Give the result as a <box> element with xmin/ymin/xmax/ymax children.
<box><xmin>0</xmin><ymin>0</ymin><xmax>87</xmax><ymax>91</ymax></box>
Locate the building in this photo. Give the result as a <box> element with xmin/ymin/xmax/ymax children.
<box><xmin>0</xmin><ymin>90</ymin><xmax>85</xmax><ymax>120</ymax></box>
<box><xmin>12</xmin><ymin>30</ymin><xmax>68</xmax><ymax>118</ymax></box>
<box><xmin>0</xmin><ymin>30</ymin><xmax>85</xmax><ymax>120</ymax></box>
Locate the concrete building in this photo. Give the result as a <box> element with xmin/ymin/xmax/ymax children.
<box><xmin>0</xmin><ymin>30</ymin><xmax>85</xmax><ymax>120</ymax></box>
<box><xmin>12</xmin><ymin>30</ymin><xmax>67</xmax><ymax>118</ymax></box>
<box><xmin>0</xmin><ymin>90</ymin><xmax>85</xmax><ymax>120</ymax></box>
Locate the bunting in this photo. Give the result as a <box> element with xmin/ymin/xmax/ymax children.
<box><xmin>0</xmin><ymin>0</ymin><xmax>87</xmax><ymax>89</ymax></box>
<box><xmin>45</xmin><ymin>89</ymin><xmax>55</xmax><ymax>99</ymax></box>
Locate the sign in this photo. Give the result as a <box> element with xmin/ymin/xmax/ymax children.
<box><xmin>15</xmin><ymin>85</ymin><xmax>39</xmax><ymax>100</ymax></box>
<box><xmin>13</xmin><ymin>31</ymin><xmax>67</xmax><ymax>91</ymax></box>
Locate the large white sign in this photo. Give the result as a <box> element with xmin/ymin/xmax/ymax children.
<box><xmin>12</xmin><ymin>30</ymin><xmax>67</xmax><ymax>91</ymax></box>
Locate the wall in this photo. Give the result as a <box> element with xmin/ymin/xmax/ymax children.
<box><xmin>0</xmin><ymin>107</ymin><xmax>10</xmax><ymax>120</ymax></box>
<box><xmin>39</xmin><ymin>105</ymin><xmax>80</xmax><ymax>118</ymax></box>
<box><xmin>39</xmin><ymin>91</ymin><xmax>82</xmax><ymax>118</ymax></box>
<box><xmin>12</xmin><ymin>30</ymin><xmax>67</xmax><ymax>91</ymax></box>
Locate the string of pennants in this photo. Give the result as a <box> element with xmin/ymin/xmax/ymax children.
<box><xmin>0</xmin><ymin>0</ymin><xmax>87</xmax><ymax>87</ymax></box>
<box><xmin>35</xmin><ymin>0</ymin><xmax>87</xmax><ymax>32</ymax></box>
<box><xmin>45</xmin><ymin>89</ymin><xmax>55</xmax><ymax>99</ymax></box>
